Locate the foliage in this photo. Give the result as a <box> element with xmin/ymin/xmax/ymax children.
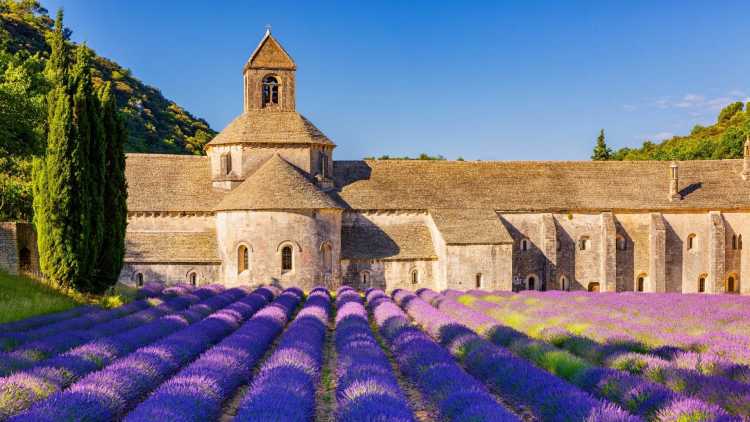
<box><xmin>591</xmin><ymin>129</ymin><xmax>612</xmax><ymax>161</ymax></box>
<box><xmin>0</xmin><ymin>1</ymin><xmax>215</xmax><ymax>221</ymax></box>
<box><xmin>364</xmin><ymin>153</ymin><xmax>447</xmax><ymax>160</ymax></box>
<box><xmin>612</xmin><ymin>102</ymin><xmax>750</xmax><ymax>161</ymax></box>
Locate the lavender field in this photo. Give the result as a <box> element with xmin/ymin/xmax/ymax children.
<box><xmin>0</xmin><ymin>284</ymin><xmax>747</xmax><ymax>422</ymax></box>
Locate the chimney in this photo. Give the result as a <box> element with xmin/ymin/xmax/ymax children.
<box><xmin>742</xmin><ymin>136</ymin><xmax>750</xmax><ymax>180</ymax></box>
<box><xmin>669</xmin><ymin>161</ymin><xmax>681</xmax><ymax>201</ymax></box>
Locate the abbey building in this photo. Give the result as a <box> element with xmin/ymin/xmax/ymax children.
<box><xmin>5</xmin><ymin>31</ymin><xmax>748</xmax><ymax>295</ymax></box>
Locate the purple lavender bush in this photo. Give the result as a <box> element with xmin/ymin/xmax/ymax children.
<box><xmin>366</xmin><ymin>289</ymin><xmax>519</xmax><ymax>421</ymax></box>
<box><xmin>134</xmin><ymin>282</ymin><xmax>165</xmax><ymax>299</ymax></box>
<box><xmin>335</xmin><ymin>287</ymin><xmax>415</xmax><ymax>422</ymax></box>
<box><xmin>9</xmin><ymin>287</ymin><xmax>281</xmax><ymax>422</ymax></box>
<box><xmin>121</xmin><ymin>288</ymin><xmax>301</xmax><ymax>422</ymax></box>
<box><xmin>231</xmin><ymin>287</ymin><xmax>330</xmax><ymax>421</ymax></box>
<box><xmin>394</xmin><ymin>289</ymin><xmax>641</xmax><ymax>422</ymax></box>
<box><xmin>0</xmin><ymin>285</ymin><xmax>224</xmax><ymax>376</ymax></box>
<box><xmin>0</xmin><ymin>287</ymin><xmax>265</xmax><ymax>420</ymax></box>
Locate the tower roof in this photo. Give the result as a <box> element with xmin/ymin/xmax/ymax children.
<box><xmin>214</xmin><ymin>154</ymin><xmax>341</xmax><ymax>211</ymax></box>
<box><xmin>245</xmin><ymin>30</ymin><xmax>295</xmax><ymax>71</ymax></box>
<box><xmin>206</xmin><ymin>110</ymin><xmax>334</xmax><ymax>147</ymax></box>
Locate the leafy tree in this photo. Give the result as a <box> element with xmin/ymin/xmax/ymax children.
<box><xmin>591</xmin><ymin>129</ymin><xmax>612</xmax><ymax>161</ymax></box>
<box><xmin>717</xmin><ymin>102</ymin><xmax>744</xmax><ymax>124</ymax></box>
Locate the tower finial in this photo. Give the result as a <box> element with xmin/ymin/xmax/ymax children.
<box><xmin>264</xmin><ymin>24</ymin><xmax>272</xmax><ymax>35</ymax></box>
<box><xmin>669</xmin><ymin>161</ymin><xmax>681</xmax><ymax>201</ymax></box>
<box><xmin>742</xmin><ymin>135</ymin><xmax>750</xmax><ymax>180</ymax></box>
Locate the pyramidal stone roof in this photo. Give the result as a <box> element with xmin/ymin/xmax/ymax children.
<box><xmin>214</xmin><ymin>154</ymin><xmax>341</xmax><ymax>211</ymax></box>
<box><xmin>206</xmin><ymin>111</ymin><xmax>335</xmax><ymax>147</ymax></box>
<box><xmin>245</xmin><ymin>30</ymin><xmax>296</xmax><ymax>71</ymax></box>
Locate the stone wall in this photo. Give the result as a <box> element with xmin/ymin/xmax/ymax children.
<box><xmin>443</xmin><ymin>244</ymin><xmax>512</xmax><ymax>291</ymax></box>
<box><xmin>215</xmin><ymin>209</ymin><xmax>342</xmax><ymax>289</ymax></box>
<box><xmin>0</xmin><ymin>222</ymin><xmax>19</xmax><ymax>274</ymax></box>
<box><xmin>209</xmin><ymin>144</ymin><xmax>315</xmax><ymax>187</ymax></box>
<box><xmin>340</xmin><ymin>258</ymin><xmax>437</xmax><ymax>292</ymax></box>
<box><xmin>120</xmin><ymin>263</ymin><xmax>221</xmax><ymax>287</ymax></box>
<box><xmin>0</xmin><ymin>222</ymin><xmax>38</xmax><ymax>276</ymax></box>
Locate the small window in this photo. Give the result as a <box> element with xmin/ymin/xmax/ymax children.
<box><xmin>636</xmin><ymin>276</ymin><xmax>645</xmax><ymax>292</ymax></box>
<box><xmin>238</xmin><ymin>245</ymin><xmax>249</xmax><ymax>274</ymax></box>
<box><xmin>727</xmin><ymin>276</ymin><xmax>736</xmax><ymax>293</ymax></box>
<box><xmin>262</xmin><ymin>75</ymin><xmax>279</xmax><ymax>106</ymax></box>
<box><xmin>527</xmin><ymin>276</ymin><xmax>536</xmax><ymax>291</ymax></box>
<box><xmin>698</xmin><ymin>276</ymin><xmax>706</xmax><ymax>293</ymax></box>
<box><xmin>221</xmin><ymin>153</ymin><xmax>232</xmax><ymax>176</ymax></box>
<box><xmin>732</xmin><ymin>235</ymin><xmax>738</xmax><ymax>250</ymax></box>
<box><xmin>319</xmin><ymin>152</ymin><xmax>328</xmax><ymax>178</ymax></box>
<box><xmin>188</xmin><ymin>272</ymin><xmax>197</xmax><ymax>287</ymax></box>
<box><xmin>560</xmin><ymin>276</ymin><xmax>568</xmax><ymax>291</ymax></box>
<box><xmin>411</xmin><ymin>270</ymin><xmax>419</xmax><ymax>285</ymax></box>
<box><xmin>475</xmin><ymin>273</ymin><xmax>483</xmax><ymax>289</ymax></box>
<box><xmin>687</xmin><ymin>234</ymin><xmax>696</xmax><ymax>251</ymax></box>
<box><xmin>739</xmin><ymin>235</ymin><xmax>743</xmax><ymax>250</ymax></box>
<box><xmin>361</xmin><ymin>271</ymin><xmax>370</xmax><ymax>287</ymax></box>
<box><xmin>588</xmin><ymin>282</ymin><xmax>600</xmax><ymax>292</ymax></box>
<box><xmin>616</xmin><ymin>235</ymin><xmax>627</xmax><ymax>251</ymax></box>
<box><xmin>520</xmin><ymin>239</ymin><xmax>529</xmax><ymax>251</ymax></box>
<box><xmin>281</xmin><ymin>245</ymin><xmax>293</xmax><ymax>273</ymax></box>
<box><xmin>579</xmin><ymin>236</ymin><xmax>590</xmax><ymax>251</ymax></box>
<box><xmin>135</xmin><ymin>273</ymin><xmax>144</xmax><ymax>287</ymax></box>
<box><xmin>321</xmin><ymin>243</ymin><xmax>332</xmax><ymax>274</ymax></box>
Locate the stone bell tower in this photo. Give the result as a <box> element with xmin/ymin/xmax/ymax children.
<box><xmin>243</xmin><ymin>28</ymin><xmax>296</xmax><ymax>113</ymax></box>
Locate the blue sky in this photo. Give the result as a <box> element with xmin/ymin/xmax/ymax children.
<box><xmin>44</xmin><ymin>0</ymin><xmax>750</xmax><ymax>160</ymax></box>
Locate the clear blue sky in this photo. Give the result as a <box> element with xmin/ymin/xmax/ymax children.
<box><xmin>44</xmin><ymin>0</ymin><xmax>750</xmax><ymax>160</ymax></box>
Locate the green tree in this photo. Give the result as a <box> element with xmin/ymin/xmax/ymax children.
<box><xmin>717</xmin><ymin>102</ymin><xmax>744</xmax><ymax>124</ymax></box>
<box><xmin>591</xmin><ymin>129</ymin><xmax>612</xmax><ymax>161</ymax></box>
<box><xmin>94</xmin><ymin>81</ymin><xmax>128</xmax><ymax>291</ymax></box>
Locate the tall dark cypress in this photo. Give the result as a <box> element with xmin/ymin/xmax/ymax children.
<box><xmin>94</xmin><ymin>82</ymin><xmax>128</xmax><ymax>291</ymax></box>
<box><xmin>33</xmin><ymin>10</ymin><xmax>80</xmax><ymax>289</ymax></box>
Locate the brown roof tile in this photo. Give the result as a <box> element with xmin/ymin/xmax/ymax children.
<box><xmin>430</xmin><ymin>208</ymin><xmax>512</xmax><ymax>244</ymax></box>
<box><xmin>334</xmin><ymin>159</ymin><xmax>750</xmax><ymax>211</ymax></box>
<box><xmin>206</xmin><ymin>111</ymin><xmax>334</xmax><ymax>147</ymax></box>
<box><xmin>341</xmin><ymin>220</ymin><xmax>437</xmax><ymax>260</ymax></box>
<box><xmin>125</xmin><ymin>154</ymin><xmax>224</xmax><ymax>212</ymax></box>
<box><xmin>214</xmin><ymin>154</ymin><xmax>341</xmax><ymax>211</ymax></box>
<box><xmin>124</xmin><ymin>231</ymin><xmax>220</xmax><ymax>263</ymax></box>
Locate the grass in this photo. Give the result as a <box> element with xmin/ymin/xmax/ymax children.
<box><xmin>0</xmin><ymin>271</ymin><xmax>136</xmax><ymax>324</ymax></box>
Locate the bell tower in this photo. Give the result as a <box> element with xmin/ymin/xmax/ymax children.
<box><xmin>243</xmin><ymin>28</ymin><xmax>296</xmax><ymax>113</ymax></box>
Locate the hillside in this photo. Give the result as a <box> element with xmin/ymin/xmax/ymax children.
<box><xmin>0</xmin><ymin>3</ymin><xmax>215</xmax><ymax>155</ymax></box>
<box><xmin>612</xmin><ymin>101</ymin><xmax>750</xmax><ymax>161</ymax></box>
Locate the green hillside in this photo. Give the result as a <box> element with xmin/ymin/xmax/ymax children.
<box><xmin>612</xmin><ymin>101</ymin><xmax>750</xmax><ymax>161</ymax></box>
<box><xmin>0</xmin><ymin>1</ymin><xmax>216</xmax><ymax>221</ymax></box>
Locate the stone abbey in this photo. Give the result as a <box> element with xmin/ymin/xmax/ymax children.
<box><xmin>2</xmin><ymin>30</ymin><xmax>749</xmax><ymax>295</ymax></box>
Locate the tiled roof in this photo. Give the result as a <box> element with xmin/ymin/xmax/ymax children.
<box><xmin>334</xmin><ymin>159</ymin><xmax>750</xmax><ymax>211</ymax></box>
<box><xmin>214</xmin><ymin>154</ymin><xmax>341</xmax><ymax>211</ymax></box>
<box><xmin>125</xmin><ymin>154</ymin><xmax>224</xmax><ymax>212</ymax></box>
<box><xmin>430</xmin><ymin>208</ymin><xmax>512</xmax><ymax>244</ymax></box>
<box><xmin>206</xmin><ymin>111</ymin><xmax>334</xmax><ymax>147</ymax></box>
<box><xmin>124</xmin><ymin>231</ymin><xmax>220</xmax><ymax>263</ymax></box>
<box><xmin>341</xmin><ymin>220</ymin><xmax>437</xmax><ymax>260</ymax></box>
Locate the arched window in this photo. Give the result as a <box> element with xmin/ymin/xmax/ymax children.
<box><xmin>636</xmin><ymin>276</ymin><xmax>645</xmax><ymax>292</ymax></box>
<box><xmin>739</xmin><ymin>235</ymin><xmax>743</xmax><ymax>250</ymax></box>
<box><xmin>588</xmin><ymin>282</ymin><xmax>600</xmax><ymax>292</ymax></box>
<box><xmin>526</xmin><ymin>275</ymin><xmax>536</xmax><ymax>291</ymax></box>
<box><xmin>135</xmin><ymin>272</ymin><xmax>144</xmax><ymax>287</ymax></box>
<box><xmin>221</xmin><ymin>153</ymin><xmax>232</xmax><ymax>176</ymax></box>
<box><xmin>19</xmin><ymin>247</ymin><xmax>31</xmax><ymax>272</ymax></box>
<box><xmin>238</xmin><ymin>245</ymin><xmax>249</xmax><ymax>274</ymax></box>
<box><xmin>475</xmin><ymin>273</ymin><xmax>483</xmax><ymax>289</ymax></box>
<box><xmin>520</xmin><ymin>239</ymin><xmax>529</xmax><ymax>251</ymax></box>
<box><xmin>361</xmin><ymin>270</ymin><xmax>370</xmax><ymax>288</ymax></box>
<box><xmin>732</xmin><ymin>235</ymin><xmax>738</xmax><ymax>250</ymax></box>
<box><xmin>560</xmin><ymin>276</ymin><xmax>568</xmax><ymax>291</ymax></box>
<box><xmin>411</xmin><ymin>269</ymin><xmax>419</xmax><ymax>285</ymax></box>
<box><xmin>579</xmin><ymin>236</ymin><xmax>590</xmax><ymax>251</ymax></box>
<box><xmin>727</xmin><ymin>276</ymin><xmax>737</xmax><ymax>293</ymax></box>
<box><xmin>321</xmin><ymin>242</ymin><xmax>332</xmax><ymax>274</ymax></box>
<box><xmin>281</xmin><ymin>245</ymin><xmax>293</xmax><ymax>273</ymax></box>
<box><xmin>616</xmin><ymin>235</ymin><xmax>627</xmax><ymax>251</ymax></box>
<box><xmin>188</xmin><ymin>272</ymin><xmax>197</xmax><ymax>286</ymax></box>
<box><xmin>687</xmin><ymin>234</ymin><xmax>696</xmax><ymax>251</ymax></box>
<box><xmin>262</xmin><ymin>75</ymin><xmax>279</xmax><ymax>106</ymax></box>
<box><xmin>698</xmin><ymin>276</ymin><xmax>706</xmax><ymax>293</ymax></box>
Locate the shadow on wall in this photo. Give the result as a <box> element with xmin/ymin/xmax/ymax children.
<box><xmin>615</xmin><ymin>221</ymin><xmax>635</xmax><ymax>291</ymax></box>
<box><xmin>679</xmin><ymin>182</ymin><xmax>702</xmax><ymax>198</ymax></box>
<box><xmin>664</xmin><ymin>221</ymin><xmax>684</xmax><ymax>292</ymax></box>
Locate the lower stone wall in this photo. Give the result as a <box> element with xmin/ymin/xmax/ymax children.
<box><xmin>340</xmin><ymin>259</ymin><xmax>437</xmax><ymax>292</ymax></box>
<box><xmin>0</xmin><ymin>223</ymin><xmax>19</xmax><ymax>274</ymax></box>
<box><xmin>119</xmin><ymin>263</ymin><xmax>222</xmax><ymax>287</ymax></box>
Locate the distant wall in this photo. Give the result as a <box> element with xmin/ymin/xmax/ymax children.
<box><xmin>0</xmin><ymin>222</ymin><xmax>38</xmax><ymax>276</ymax></box>
<box><xmin>119</xmin><ymin>262</ymin><xmax>221</xmax><ymax>287</ymax></box>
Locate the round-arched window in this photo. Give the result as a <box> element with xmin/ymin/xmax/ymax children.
<box><xmin>281</xmin><ymin>245</ymin><xmax>293</xmax><ymax>273</ymax></box>
<box><xmin>135</xmin><ymin>272</ymin><xmax>144</xmax><ymax>287</ymax></box>
<box><xmin>262</xmin><ymin>75</ymin><xmax>279</xmax><ymax>106</ymax></box>
<box><xmin>361</xmin><ymin>271</ymin><xmax>370</xmax><ymax>288</ymax></box>
<box><xmin>238</xmin><ymin>245</ymin><xmax>250</xmax><ymax>274</ymax></box>
<box><xmin>411</xmin><ymin>269</ymin><xmax>419</xmax><ymax>285</ymax></box>
<box><xmin>188</xmin><ymin>272</ymin><xmax>197</xmax><ymax>287</ymax></box>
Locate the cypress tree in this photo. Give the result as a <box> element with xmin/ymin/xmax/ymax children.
<box><xmin>591</xmin><ymin>129</ymin><xmax>612</xmax><ymax>161</ymax></box>
<box><xmin>33</xmin><ymin>10</ymin><xmax>81</xmax><ymax>289</ymax></box>
<box><xmin>94</xmin><ymin>82</ymin><xmax>128</xmax><ymax>292</ymax></box>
